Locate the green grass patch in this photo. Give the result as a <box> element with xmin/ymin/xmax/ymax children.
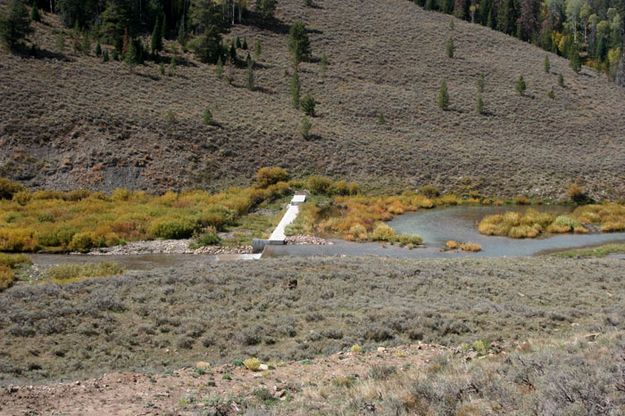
<box><xmin>551</xmin><ymin>243</ymin><xmax>625</xmax><ymax>258</ymax></box>
<box><xmin>46</xmin><ymin>262</ymin><xmax>125</xmax><ymax>284</ymax></box>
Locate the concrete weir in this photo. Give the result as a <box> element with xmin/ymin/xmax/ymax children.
<box><xmin>268</xmin><ymin>194</ymin><xmax>306</xmax><ymax>244</ymax></box>
<box><xmin>251</xmin><ymin>194</ymin><xmax>306</xmax><ymax>255</ymax></box>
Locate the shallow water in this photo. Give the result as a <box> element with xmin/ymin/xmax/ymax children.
<box><xmin>29</xmin><ymin>206</ymin><xmax>625</xmax><ymax>266</ymax></box>
<box><xmin>265</xmin><ymin>205</ymin><xmax>625</xmax><ymax>258</ymax></box>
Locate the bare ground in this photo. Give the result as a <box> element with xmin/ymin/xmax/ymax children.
<box><xmin>2</xmin><ymin>0</ymin><xmax>625</xmax><ymax>197</ymax></box>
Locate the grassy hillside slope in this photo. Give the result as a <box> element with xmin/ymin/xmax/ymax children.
<box><xmin>2</xmin><ymin>0</ymin><xmax>625</xmax><ymax>197</ymax></box>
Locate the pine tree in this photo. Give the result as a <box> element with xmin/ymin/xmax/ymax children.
<box><xmin>242</xmin><ymin>37</ymin><xmax>248</xmax><ymax>50</ymax></box>
<box><xmin>544</xmin><ymin>55</ymin><xmax>550</xmax><ymax>73</ymax></box>
<box><xmin>254</xmin><ymin>39</ymin><xmax>261</xmax><ymax>59</ymax></box>
<box><xmin>0</xmin><ymin>0</ymin><xmax>33</xmax><ymax>50</ymax></box>
<box><xmin>476</xmin><ymin>93</ymin><xmax>484</xmax><ymax>114</ymax></box>
<box><xmin>515</xmin><ymin>75</ymin><xmax>526</xmax><ymax>95</ymax></box>
<box><xmin>102</xmin><ymin>49</ymin><xmax>109</xmax><ymax>62</ymax></box>
<box><xmin>547</xmin><ymin>88</ymin><xmax>555</xmax><ymax>99</ymax></box>
<box><xmin>301</xmin><ymin>95</ymin><xmax>316</xmax><ymax>116</ymax></box>
<box><xmin>477</xmin><ymin>73</ymin><xmax>485</xmax><ymax>93</ymax></box>
<box><xmin>169</xmin><ymin>56</ymin><xmax>176</xmax><ymax>76</ymax></box>
<box><xmin>446</xmin><ymin>37</ymin><xmax>455</xmax><ymax>58</ymax></box>
<box><xmin>290</xmin><ymin>70</ymin><xmax>301</xmax><ymax>109</ymax></box>
<box><xmin>256</xmin><ymin>0</ymin><xmax>277</xmax><ymax>19</ymax></box>
<box><xmin>558</xmin><ymin>73</ymin><xmax>565</xmax><ymax>87</ymax></box>
<box><xmin>203</xmin><ymin>108</ymin><xmax>214</xmax><ymax>125</ymax></box>
<box><xmin>229</xmin><ymin>41</ymin><xmax>237</xmax><ymax>62</ymax></box>
<box><xmin>151</xmin><ymin>15</ymin><xmax>163</xmax><ymax>54</ymax></box>
<box><xmin>320</xmin><ymin>52</ymin><xmax>328</xmax><ymax>78</ymax></box>
<box><xmin>216</xmin><ymin>56</ymin><xmax>224</xmax><ymax>79</ymax></box>
<box><xmin>288</xmin><ymin>21</ymin><xmax>311</xmax><ymax>65</ymax></box>
<box><xmin>437</xmin><ymin>80</ymin><xmax>449</xmax><ymax>110</ymax></box>
<box><xmin>95</xmin><ymin>40</ymin><xmax>102</xmax><ymax>56</ymax></box>
<box><xmin>235</xmin><ymin>36</ymin><xmax>241</xmax><ymax>48</ymax></box>
<box><xmin>246</xmin><ymin>58</ymin><xmax>255</xmax><ymax>91</ymax></box>
<box><xmin>301</xmin><ymin>116</ymin><xmax>312</xmax><ymax>140</ymax></box>
<box><xmin>569</xmin><ymin>44</ymin><xmax>581</xmax><ymax>73</ymax></box>
<box><xmin>31</xmin><ymin>2</ymin><xmax>41</xmax><ymax>22</ymax></box>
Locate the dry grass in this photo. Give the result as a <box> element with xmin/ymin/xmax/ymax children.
<box><xmin>2</xmin><ymin>1</ymin><xmax>625</xmax><ymax>198</ymax></box>
<box><xmin>243</xmin><ymin>333</ymin><xmax>625</xmax><ymax>415</ymax></box>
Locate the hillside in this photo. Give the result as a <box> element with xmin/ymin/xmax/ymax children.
<box><xmin>2</xmin><ymin>0</ymin><xmax>625</xmax><ymax>197</ymax></box>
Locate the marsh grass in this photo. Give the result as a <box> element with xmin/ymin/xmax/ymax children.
<box><xmin>46</xmin><ymin>262</ymin><xmax>124</xmax><ymax>284</ymax></box>
<box><xmin>479</xmin><ymin>204</ymin><xmax>625</xmax><ymax>238</ymax></box>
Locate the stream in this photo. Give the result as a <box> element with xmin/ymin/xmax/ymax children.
<box><xmin>29</xmin><ymin>206</ymin><xmax>625</xmax><ymax>269</ymax></box>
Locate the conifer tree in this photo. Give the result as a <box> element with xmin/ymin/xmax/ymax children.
<box><xmin>320</xmin><ymin>52</ymin><xmax>328</xmax><ymax>78</ymax></box>
<box><xmin>515</xmin><ymin>75</ymin><xmax>526</xmax><ymax>95</ymax></box>
<box><xmin>254</xmin><ymin>39</ymin><xmax>261</xmax><ymax>59</ymax></box>
<box><xmin>544</xmin><ymin>55</ymin><xmax>550</xmax><ymax>73</ymax></box>
<box><xmin>288</xmin><ymin>21</ymin><xmax>311</xmax><ymax>65</ymax></box>
<box><xmin>446</xmin><ymin>37</ymin><xmax>455</xmax><ymax>58</ymax></box>
<box><xmin>301</xmin><ymin>95</ymin><xmax>316</xmax><ymax>116</ymax></box>
<box><xmin>95</xmin><ymin>40</ymin><xmax>102</xmax><ymax>56</ymax></box>
<box><xmin>558</xmin><ymin>73</ymin><xmax>565</xmax><ymax>87</ymax></box>
<box><xmin>0</xmin><ymin>0</ymin><xmax>32</xmax><ymax>50</ymax></box>
<box><xmin>290</xmin><ymin>70</ymin><xmax>301</xmax><ymax>109</ymax></box>
<box><xmin>569</xmin><ymin>44</ymin><xmax>581</xmax><ymax>73</ymax></box>
<box><xmin>437</xmin><ymin>80</ymin><xmax>449</xmax><ymax>110</ymax></box>
<box><xmin>31</xmin><ymin>2</ymin><xmax>41</xmax><ymax>22</ymax></box>
<box><xmin>169</xmin><ymin>56</ymin><xmax>177</xmax><ymax>76</ymax></box>
<box><xmin>151</xmin><ymin>15</ymin><xmax>164</xmax><ymax>54</ymax></box>
<box><xmin>102</xmin><ymin>49</ymin><xmax>109</xmax><ymax>62</ymax></box>
<box><xmin>476</xmin><ymin>93</ymin><xmax>484</xmax><ymax>114</ymax></box>
<box><xmin>301</xmin><ymin>116</ymin><xmax>312</xmax><ymax>140</ymax></box>
<box><xmin>477</xmin><ymin>73</ymin><xmax>485</xmax><ymax>93</ymax></box>
<box><xmin>203</xmin><ymin>108</ymin><xmax>214</xmax><ymax>125</ymax></box>
<box><xmin>246</xmin><ymin>58</ymin><xmax>255</xmax><ymax>91</ymax></box>
<box><xmin>216</xmin><ymin>56</ymin><xmax>224</xmax><ymax>79</ymax></box>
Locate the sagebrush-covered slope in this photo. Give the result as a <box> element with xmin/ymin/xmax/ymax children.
<box><xmin>1</xmin><ymin>0</ymin><xmax>625</xmax><ymax>196</ymax></box>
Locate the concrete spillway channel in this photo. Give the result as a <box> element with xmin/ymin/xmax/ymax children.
<box><xmin>252</xmin><ymin>194</ymin><xmax>306</xmax><ymax>257</ymax></box>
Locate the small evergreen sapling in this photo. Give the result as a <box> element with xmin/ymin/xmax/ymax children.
<box><xmin>246</xmin><ymin>58</ymin><xmax>255</xmax><ymax>91</ymax></box>
<box><xmin>301</xmin><ymin>95</ymin><xmax>316</xmax><ymax>116</ymax></box>
<box><xmin>216</xmin><ymin>56</ymin><xmax>224</xmax><ymax>79</ymax></box>
<box><xmin>544</xmin><ymin>55</ymin><xmax>550</xmax><ymax>73</ymax></box>
<box><xmin>290</xmin><ymin>70</ymin><xmax>301</xmax><ymax>109</ymax></box>
<box><xmin>203</xmin><ymin>108</ymin><xmax>214</xmax><ymax>125</ymax></box>
<box><xmin>301</xmin><ymin>116</ymin><xmax>312</xmax><ymax>140</ymax></box>
<box><xmin>476</xmin><ymin>94</ymin><xmax>484</xmax><ymax>114</ymax></box>
<box><xmin>515</xmin><ymin>75</ymin><xmax>526</xmax><ymax>95</ymax></box>
<box><xmin>437</xmin><ymin>80</ymin><xmax>449</xmax><ymax>110</ymax></box>
<box><xmin>31</xmin><ymin>2</ymin><xmax>40</xmax><ymax>22</ymax></box>
<box><xmin>477</xmin><ymin>73</ymin><xmax>485</xmax><ymax>93</ymax></box>
<box><xmin>446</xmin><ymin>37</ymin><xmax>455</xmax><ymax>58</ymax></box>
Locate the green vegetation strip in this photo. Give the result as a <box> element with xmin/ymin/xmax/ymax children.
<box><xmin>551</xmin><ymin>243</ymin><xmax>625</xmax><ymax>258</ymax></box>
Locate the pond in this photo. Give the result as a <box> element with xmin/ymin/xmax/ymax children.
<box><xmin>265</xmin><ymin>205</ymin><xmax>625</xmax><ymax>258</ymax></box>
